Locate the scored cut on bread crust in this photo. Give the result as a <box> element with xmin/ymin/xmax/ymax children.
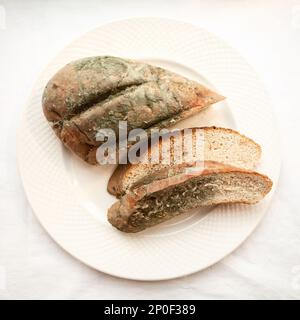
<box><xmin>108</xmin><ymin>126</ymin><xmax>262</xmax><ymax>197</ymax></box>
<box><xmin>107</xmin><ymin>161</ymin><xmax>273</xmax><ymax>233</ymax></box>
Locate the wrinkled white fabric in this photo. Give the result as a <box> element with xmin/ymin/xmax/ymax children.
<box><xmin>0</xmin><ymin>0</ymin><xmax>300</xmax><ymax>299</ymax></box>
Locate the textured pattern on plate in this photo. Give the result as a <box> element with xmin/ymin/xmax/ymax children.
<box><xmin>17</xmin><ymin>18</ymin><xmax>280</xmax><ymax>281</ymax></box>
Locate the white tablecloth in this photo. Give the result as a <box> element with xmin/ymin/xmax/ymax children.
<box><xmin>0</xmin><ymin>0</ymin><xmax>300</xmax><ymax>300</ymax></box>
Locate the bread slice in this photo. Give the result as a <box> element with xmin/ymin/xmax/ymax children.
<box><xmin>107</xmin><ymin>161</ymin><xmax>273</xmax><ymax>233</ymax></box>
<box><xmin>108</xmin><ymin>127</ymin><xmax>262</xmax><ymax>197</ymax></box>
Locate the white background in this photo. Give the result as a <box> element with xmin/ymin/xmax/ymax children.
<box><xmin>0</xmin><ymin>0</ymin><xmax>300</xmax><ymax>300</ymax></box>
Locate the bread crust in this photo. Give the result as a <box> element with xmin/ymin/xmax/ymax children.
<box><xmin>107</xmin><ymin>161</ymin><xmax>273</xmax><ymax>233</ymax></box>
<box><xmin>42</xmin><ymin>56</ymin><xmax>224</xmax><ymax>164</ymax></box>
<box><xmin>107</xmin><ymin>126</ymin><xmax>262</xmax><ymax>197</ymax></box>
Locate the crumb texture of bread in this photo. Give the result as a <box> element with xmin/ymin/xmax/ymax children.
<box><xmin>107</xmin><ymin>161</ymin><xmax>273</xmax><ymax>233</ymax></box>
<box><xmin>42</xmin><ymin>56</ymin><xmax>224</xmax><ymax>164</ymax></box>
<box><xmin>108</xmin><ymin>127</ymin><xmax>262</xmax><ymax>197</ymax></box>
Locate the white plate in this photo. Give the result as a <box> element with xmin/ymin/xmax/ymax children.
<box><xmin>17</xmin><ymin>18</ymin><xmax>281</xmax><ymax>281</ymax></box>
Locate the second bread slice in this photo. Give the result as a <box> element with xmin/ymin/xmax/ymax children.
<box><xmin>108</xmin><ymin>161</ymin><xmax>272</xmax><ymax>233</ymax></box>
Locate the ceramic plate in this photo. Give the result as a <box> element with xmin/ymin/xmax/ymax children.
<box><xmin>17</xmin><ymin>18</ymin><xmax>281</xmax><ymax>281</ymax></box>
